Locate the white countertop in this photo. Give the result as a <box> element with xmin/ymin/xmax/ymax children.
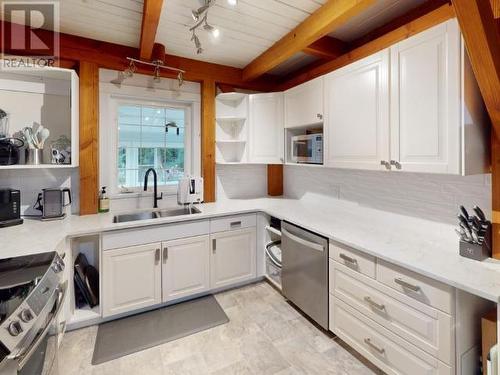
<box><xmin>2</xmin><ymin>193</ymin><xmax>500</xmax><ymax>303</ymax></box>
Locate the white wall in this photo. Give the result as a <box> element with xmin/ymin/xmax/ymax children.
<box><xmin>216</xmin><ymin>164</ymin><xmax>268</xmax><ymax>200</ymax></box>
<box><xmin>284</xmin><ymin>165</ymin><xmax>491</xmax><ymax>224</ymax></box>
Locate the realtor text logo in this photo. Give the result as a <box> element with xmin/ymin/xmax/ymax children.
<box><xmin>1</xmin><ymin>1</ymin><xmax>60</xmax><ymax>69</ymax></box>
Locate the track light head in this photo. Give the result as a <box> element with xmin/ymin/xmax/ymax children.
<box><xmin>227</xmin><ymin>0</ymin><xmax>237</xmax><ymax>5</ymax></box>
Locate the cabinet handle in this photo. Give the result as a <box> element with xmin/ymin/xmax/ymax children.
<box><xmin>364</xmin><ymin>296</ymin><xmax>385</xmax><ymax>311</ymax></box>
<box><xmin>390</xmin><ymin>160</ymin><xmax>402</xmax><ymax>170</ymax></box>
<box><xmin>339</xmin><ymin>253</ymin><xmax>357</xmax><ymax>265</ymax></box>
<box><xmin>163</xmin><ymin>247</ymin><xmax>168</xmax><ymax>263</ymax></box>
<box><xmin>364</xmin><ymin>338</ymin><xmax>385</xmax><ymax>354</ymax></box>
<box><xmin>230</xmin><ymin>221</ymin><xmax>242</xmax><ymax>229</ymax></box>
<box><xmin>212</xmin><ymin>239</ymin><xmax>216</xmax><ymax>253</ymax></box>
<box><xmin>394</xmin><ymin>278</ymin><xmax>420</xmax><ymax>292</ymax></box>
<box><xmin>316</xmin><ymin>113</ymin><xmax>323</xmax><ymax>120</ymax></box>
<box><xmin>380</xmin><ymin>160</ymin><xmax>391</xmax><ymax>170</ymax></box>
<box><xmin>155</xmin><ymin>248</ymin><xmax>160</xmax><ymax>264</ymax></box>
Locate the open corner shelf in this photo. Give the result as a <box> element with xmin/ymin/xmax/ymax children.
<box><xmin>216</xmin><ymin>116</ymin><xmax>247</xmax><ymax>125</ymax></box>
<box><xmin>216</xmin><ymin>92</ymin><xmax>247</xmax><ymax>105</ymax></box>
<box><xmin>216</xmin><ymin>140</ymin><xmax>246</xmax><ymax>144</ymax></box>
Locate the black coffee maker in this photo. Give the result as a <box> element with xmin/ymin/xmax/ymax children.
<box><xmin>0</xmin><ymin>189</ymin><xmax>23</xmax><ymax>228</ymax></box>
<box><xmin>0</xmin><ymin>138</ymin><xmax>24</xmax><ymax>165</ymax></box>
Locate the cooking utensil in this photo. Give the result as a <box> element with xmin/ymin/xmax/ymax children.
<box><xmin>458</xmin><ymin>214</ymin><xmax>471</xmax><ymax>231</ymax></box>
<box><xmin>459</xmin><ymin>222</ymin><xmax>473</xmax><ymax>242</ymax></box>
<box><xmin>39</xmin><ymin>128</ymin><xmax>50</xmax><ymax>148</ymax></box>
<box><xmin>459</xmin><ymin>206</ymin><xmax>470</xmax><ymax>221</ymax></box>
<box><xmin>473</xmin><ymin>206</ymin><xmax>487</xmax><ymax>224</ymax></box>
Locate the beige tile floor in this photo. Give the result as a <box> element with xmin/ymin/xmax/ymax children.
<box><xmin>58</xmin><ymin>282</ymin><xmax>383</xmax><ymax>375</ymax></box>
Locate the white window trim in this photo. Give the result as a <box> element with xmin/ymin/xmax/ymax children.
<box><xmin>100</xmin><ymin>83</ymin><xmax>201</xmax><ymax>198</ymax></box>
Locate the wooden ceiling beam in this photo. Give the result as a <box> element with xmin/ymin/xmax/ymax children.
<box><xmin>242</xmin><ymin>0</ymin><xmax>376</xmax><ymax>82</ymax></box>
<box><xmin>303</xmin><ymin>36</ymin><xmax>347</xmax><ymax>60</ymax></box>
<box><xmin>279</xmin><ymin>3</ymin><xmax>455</xmax><ymax>90</ymax></box>
<box><xmin>139</xmin><ymin>0</ymin><xmax>164</xmax><ymax>61</ymax></box>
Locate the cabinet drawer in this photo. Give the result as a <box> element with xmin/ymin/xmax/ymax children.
<box><xmin>332</xmin><ymin>263</ymin><xmax>452</xmax><ymax>364</ymax></box>
<box><xmin>331</xmin><ymin>297</ymin><xmax>452</xmax><ymax>375</ymax></box>
<box><xmin>102</xmin><ymin>220</ymin><xmax>210</xmax><ymax>250</ymax></box>
<box><xmin>377</xmin><ymin>260</ymin><xmax>454</xmax><ymax>314</ymax></box>
<box><xmin>330</xmin><ymin>242</ymin><xmax>376</xmax><ymax>278</ymax></box>
<box><xmin>210</xmin><ymin>214</ymin><xmax>256</xmax><ymax>234</ymax></box>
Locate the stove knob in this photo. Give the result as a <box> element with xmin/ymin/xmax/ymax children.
<box><xmin>20</xmin><ymin>309</ymin><xmax>33</xmax><ymax>323</ymax></box>
<box><xmin>8</xmin><ymin>321</ymin><xmax>22</xmax><ymax>337</ymax></box>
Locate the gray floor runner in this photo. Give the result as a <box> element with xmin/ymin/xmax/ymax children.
<box><xmin>92</xmin><ymin>295</ymin><xmax>229</xmax><ymax>365</ymax></box>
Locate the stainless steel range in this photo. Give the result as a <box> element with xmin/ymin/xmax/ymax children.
<box><xmin>0</xmin><ymin>252</ymin><xmax>67</xmax><ymax>375</ymax></box>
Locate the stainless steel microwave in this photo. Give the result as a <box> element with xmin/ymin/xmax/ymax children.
<box><xmin>290</xmin><ymin>134</ymin><xmax>323</xmax><ymax>164</ymax></box>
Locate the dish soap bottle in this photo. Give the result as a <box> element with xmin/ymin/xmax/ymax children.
<box><xmin>99</xmin><ymin>186</ymin><xmax>110</xmax><ymax>213</ymax></box>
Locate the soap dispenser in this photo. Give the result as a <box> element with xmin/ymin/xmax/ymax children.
<box><xmin>98</xmin><ymin>186</ymin><xmax>110</xmax><ymax>213</ymax></box>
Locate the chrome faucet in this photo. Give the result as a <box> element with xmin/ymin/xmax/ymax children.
<box><xmin>144</xmin><ymin>168</ymin><xmax>163</xmax><ymax>208</ymax></box>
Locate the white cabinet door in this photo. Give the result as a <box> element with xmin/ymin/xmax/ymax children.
<box><xmin>324</xmin><ymin>50</ymin><xmax>390</xmax><ymax>170</ymax></box>
<box><xmin>284</xmin><ymin>77</ymin><xmax>323</xmax><ymax>128</ymax></box>
<box><xmin>248</xmin><ymin>93</ymin><xmax>284</xmax><ymax>164</ymax></box>
<box><xmin>103</xmin><ymin>243</ymin><xmax>162</xmax><ymax>317</ymax></box>
<box><xmin>162</xmin><ymin>235</ymin><xmax>210</xmax><ymax>302</ymax></box>
<box><xmin>211</xmin><ymin>227</ymin><xmax>257</xmax><ymax>289</ymax></box>
<box><xmin>70</xmin><ymin>70</ymin><xmax>79</xmax><ymax>167</ymax></box>
<box><xmin>390</xmin><ymin>19</ymin><xmax>460</xmax><ymax>174</ymax></box>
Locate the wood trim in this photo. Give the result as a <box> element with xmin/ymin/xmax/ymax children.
<box><xmin>139</xmin><ymin>0</ymin><xmax>164</xmax><ymax>61</ymax></box>
<box><xmin>202</xmin><ymin>79</ymin><xmax>216</xmax><ymax>203</ymax></box>
<box><xmin>267</xmin><ymin>165</ymin><xmax>284</xmax><ymax>196</ymax></box>
<box><xmin>242</xmin><ymin>0</ymin><xmax>376</xmax><ymax>81</ymax></box>
<box><xmin>279</xmin><ymin>3</ymin><xmax>455</xmax><ymax>90</ymax></box>
<box><xmin>493</xmin><ymin>133</ymin><xmax>500</xmax><ymax>258</ymax></box>
<box><xmin>79</xmin><ymin>62</ymin><xmax>100</xmax><ymax>215</ymax></box>
<box><xmin>303</xmin><ymin>36</ymin><xmax>347</xmax><ymax>59</ymax></box>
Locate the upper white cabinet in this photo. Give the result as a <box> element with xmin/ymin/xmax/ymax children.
<box><xmin>162</xmin><ymin>235</ymin><xmax>210</xmax><ymax>302</ymax></box>
<box><xmin>324</xmin><ymin>51</ymin><xmax>390</xmax><ymax>170</ymax></box>
<box><xmin>102</xmin><ymin>243</ymin><xmax>162</xmax><ymax>317</ymax></box>
<box><xmin>248</xmin><ymin>93</ymin><xmax>284</xmax><ymax>164</ymax></box>
<box><xmin>284</xmin><ymin>77</ymin><xmax>324</xmax><ymax>128</ymax></box>
<box><xmin>390</xmin><ymin>20</ymin><xmax>461</xmax><ymax>174</ymax></box>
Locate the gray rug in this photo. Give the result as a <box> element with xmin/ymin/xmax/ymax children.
<box><xmin>92</xmin><ymin>295</ymin><xmax>229</xmax><ymax>365</ymax></box>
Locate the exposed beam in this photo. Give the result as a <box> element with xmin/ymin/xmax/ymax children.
<box><xmin>202</xmin><ymin>79</ymin><xmax>216</xmax><ymax>203</ymax></box>
<box><xmin>242</xmin><ymin>0</ymin><xmax>376</xmax><ymax>82</ymax></box>
<box><xmin>79</xmin><ymin>62</ymin><xmax>100</xmax><ymax>215</ymax></box>
<box><xmin>0</xmin><ymin>21</ymin><xmax>277</xmax><ymax>91</ymax></box>
<box><xmin>303</xmin><ymin>36</ymin><xmax>347</xmax><ymax>60</ymax></box>
<box><xmin>279</xmin><ymin>3</ymin><xmax>455</xmax><ymax>90</ymax></box>
<box><xmin>139</xmin><ymin>0</ymin><xmax>164</xmax><ymax>61</ymax></box>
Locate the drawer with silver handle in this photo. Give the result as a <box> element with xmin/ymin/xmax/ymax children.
<box><xmin>331</xmin><ymin>262</ymin><xmax>453</xmax><ymax>364</ymax></box>
<box><xmin>331</xmin><ymin>297</ymin><xmax>452</xmax><ymax>375</ymax></box>
<box><xmin>209</xmin><ymin>214</ymin><xmax>256</xmax><ymax>234</ymax></box>
<box><xmin>330</xmin><ymin>241</ymin><xmax>376</xmax><ymax>278</ymax></box>
<box><xmin>377</xmin><ymin>260</ymin><xmax>453</xmax><ymax>314</ymax></box>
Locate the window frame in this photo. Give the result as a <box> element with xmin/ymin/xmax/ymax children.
<box><xmin>108</xmin><ymin>96</ymin><xmax>194</xmax><ymax>196</ymax></box>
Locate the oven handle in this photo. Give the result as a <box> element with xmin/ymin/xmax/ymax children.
<box><xmin>282</xmin><ymin>227</ymin><xmax>325</xmax><ymax>252</ymax></box>
<box><xmin>17</xmin><ymin>282</ymin><xmax>68</xmax><ymax>369</ymax></box>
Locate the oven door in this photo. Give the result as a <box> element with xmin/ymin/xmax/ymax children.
<box><xmin>17</xmin><ymin>282</ymin><xmax>67</xmax><ymax>375</ymax></box>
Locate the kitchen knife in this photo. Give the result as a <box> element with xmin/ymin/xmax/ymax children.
<box><xmin>459</xmin><ymin>206</ymin><xmax>470</xmax><ymax>221</ymax></box>
<box><xmin>473</xmin><ymin>206</ymin><xmax>487</xmax><ymax>223</ymax></box>
<box><xmin>471</xmin><ymin>216</ymin><xmax>484</xmax><ymax>233</ymax></box>
<box><xmin>458</xmin><ymin>214</ymin><xmax>471</xmax><ymax>231</ymax></box>
<box><xmin>455</xmin><ymin>228</ymin><xmax>466</xmax><ymax>241</ymax></box>
<box><xmin>459</xmin><ymin>222</ymin><xmax>473</xmax><ymax>243</ymax></box>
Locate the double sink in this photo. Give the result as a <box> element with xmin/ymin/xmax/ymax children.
<box><xmin>113</xmin><ymin>206</ymin><xmax>201</xmax><ymax>223</ymax></box>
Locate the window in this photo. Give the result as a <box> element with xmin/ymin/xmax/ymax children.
<box><xmin>117</xmin><ymin>104</ymin><xmax>188</xmax><ymax>189</ymax></box>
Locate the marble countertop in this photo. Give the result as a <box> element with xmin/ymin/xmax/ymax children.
<box><xmin>2</xmin><ymin>193</ymin><xmax>500</xmax><ymax>303</ymax></box>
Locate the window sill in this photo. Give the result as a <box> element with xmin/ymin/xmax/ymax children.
<box><xmin>110</xmin><ymin>190</ymin><xmax>177</xmax><ymax>200</ymax></box>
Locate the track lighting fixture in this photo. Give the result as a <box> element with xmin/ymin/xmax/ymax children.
<box><xmin>117</xmin><ymin>57</ymin><xmax>186</xmax><ymax>86</ymax></box>
<box><xmin>189</xmin><ymin>0</ymin><xmax>230</xmax><ymax>54</ymax></box>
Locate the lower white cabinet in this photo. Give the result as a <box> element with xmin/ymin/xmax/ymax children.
<box><xmin>102</xmin><ymin>243</ymin><xmax>162</xmax><ymax>317</ymax></box>
<box><xmin>162</xmin><ymin>235</ymin><xmax>210</xmax><ymax>302</ymax></box>
<box><xmin>210</xmin><ymin>227</ymin><xmax>257</xmax><ymax>289</ymax></box>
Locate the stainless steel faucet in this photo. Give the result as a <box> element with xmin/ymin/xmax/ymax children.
<box><xmin>144</xmin><ymin>168</ymin><xmax>163</xmax><ymax>208</ymax></box>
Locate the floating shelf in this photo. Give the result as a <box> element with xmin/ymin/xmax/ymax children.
<box><xmin>216</xmin><ymin>140</ymin><xmax>246</xmax><ymax>144</ymax></box>
<box><xmin>216</xmin><ymin>116</ymin><xmax>246</xmax><ymax>124</ymax></box>
<box><xmin>0</xmin><ymin>164</ymin><xmax>77</xmax><ymax>170</ymax></box>
<box><xmin>216</xmin><ymin>92</ymin><xmax>247</xmax><ymax>105</ymax></box>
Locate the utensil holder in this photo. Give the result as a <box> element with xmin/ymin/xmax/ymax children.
<box><xmin>459</xmin><ymin>223</ymin><xmax>492</xmax><ymax>261</ymax></box>
<box><xmin>26</xmin><ymin>149</ymin><xmax>43</xmax><ymax>165</ymax></box>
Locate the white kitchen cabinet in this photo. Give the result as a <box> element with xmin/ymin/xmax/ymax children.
<box><xmin>284</xmin><ymin>77</ymin><xmax>324</xmax><ymax>128</ymax></box>
<box><xmin>162</xmin><ymin>235</ymin><xmax>210</xmax><ymax>302</ymax></box>
<box><xmin>390</xmin><ymin>20</ymin><xmax>461</xmax><ymax>174</ymax></box>
<box><xmin>324</xmin><ymin>50</ymin><xmax>390</xmax><ymax>170</ymax></box>
<box><xmin>248</xmin><ymin>93</ymin><xmax>284</xmax><ymax>164</ymax></box>
<box><xmin>210</xmin><ymin>227</ymin><xmax>257</xmax><ymax>289</ymax></box>
<box><xmin>102</xmin><ymin>243</ymin><xmax>162</xmax><ymax>317</ymax></box>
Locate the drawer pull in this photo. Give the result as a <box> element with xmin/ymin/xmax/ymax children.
<box><xmin>163</xmin><ymin>247</ymin><xmax>168</xmax><ymax>263</ymax></box>
<box><xmin>230</xmin><ymin>221</ymin><xmax>242</xmax><ymax>228</ymax></box>
<box><xmin>339</xmin><ymin>253</ymin><xmax>358</xmax><ymax>265</ymax></box>
<box><xmin>155</xmin><ymin>248</ymin><xmax>160</xmax><ymax>264</ymax></box>
<box><xmin>213</xmin><ymin>239</ymin><xmax>217</xmax><ymax>253</ymax></box>
<box><xmin>364</xmin><ymin>338</ymin><xmax>385</xmax><ymax>354</ymax></box>
<box><xmin>364</xmin><ymin>296</ymin><xmax>385</xmax><ymax>311</ymax></box>
<box><xmin>394</xmin><ymin>278</ymin><xmax>420</xmax><ymax>292</ymax></box>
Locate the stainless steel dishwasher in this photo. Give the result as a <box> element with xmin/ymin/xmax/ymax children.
<box><xmin>281</xmin><ymin>221</ymin><xmax>329</xmax><ymax>329</ymax></box>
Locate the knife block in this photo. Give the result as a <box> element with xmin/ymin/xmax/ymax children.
<box><xmin>459</xmin><ymin>223</ymin><xmax>492</xmax><ymax>261</ymax></box>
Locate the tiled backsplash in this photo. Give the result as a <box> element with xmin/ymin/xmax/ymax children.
<box><xmin>284</xmin><ymin>165</ymin><xmax>492</xmax><ymax>224</ymax></box>
<box><xmin>217</xmin><ymin>164</ymin><xmax>268</xmax><ymax>200</ymax></box>
<box><xmin>0</xmin><ymin>168</ymin><xmax>79</xmax><ymax>215</ymax></box>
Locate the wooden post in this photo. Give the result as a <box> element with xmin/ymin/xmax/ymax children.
<box><xmin>79</xmin><ymin>61</ymin><xmax>99</xmax><ymax>215</ymax></box>
<box><xmin>493</xmin><ymin>130</ymin><xmax>500</xmax><ymax>258</ymax></box>
<box><xmin>268</xmin><ymin>165</ymin><xmax>284</xmax><ymax>196</ymax></box>
<box><xmin>202</xmin><ymin>79</ymin><xmax>216</xmax><ymax>202</ymax></box>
